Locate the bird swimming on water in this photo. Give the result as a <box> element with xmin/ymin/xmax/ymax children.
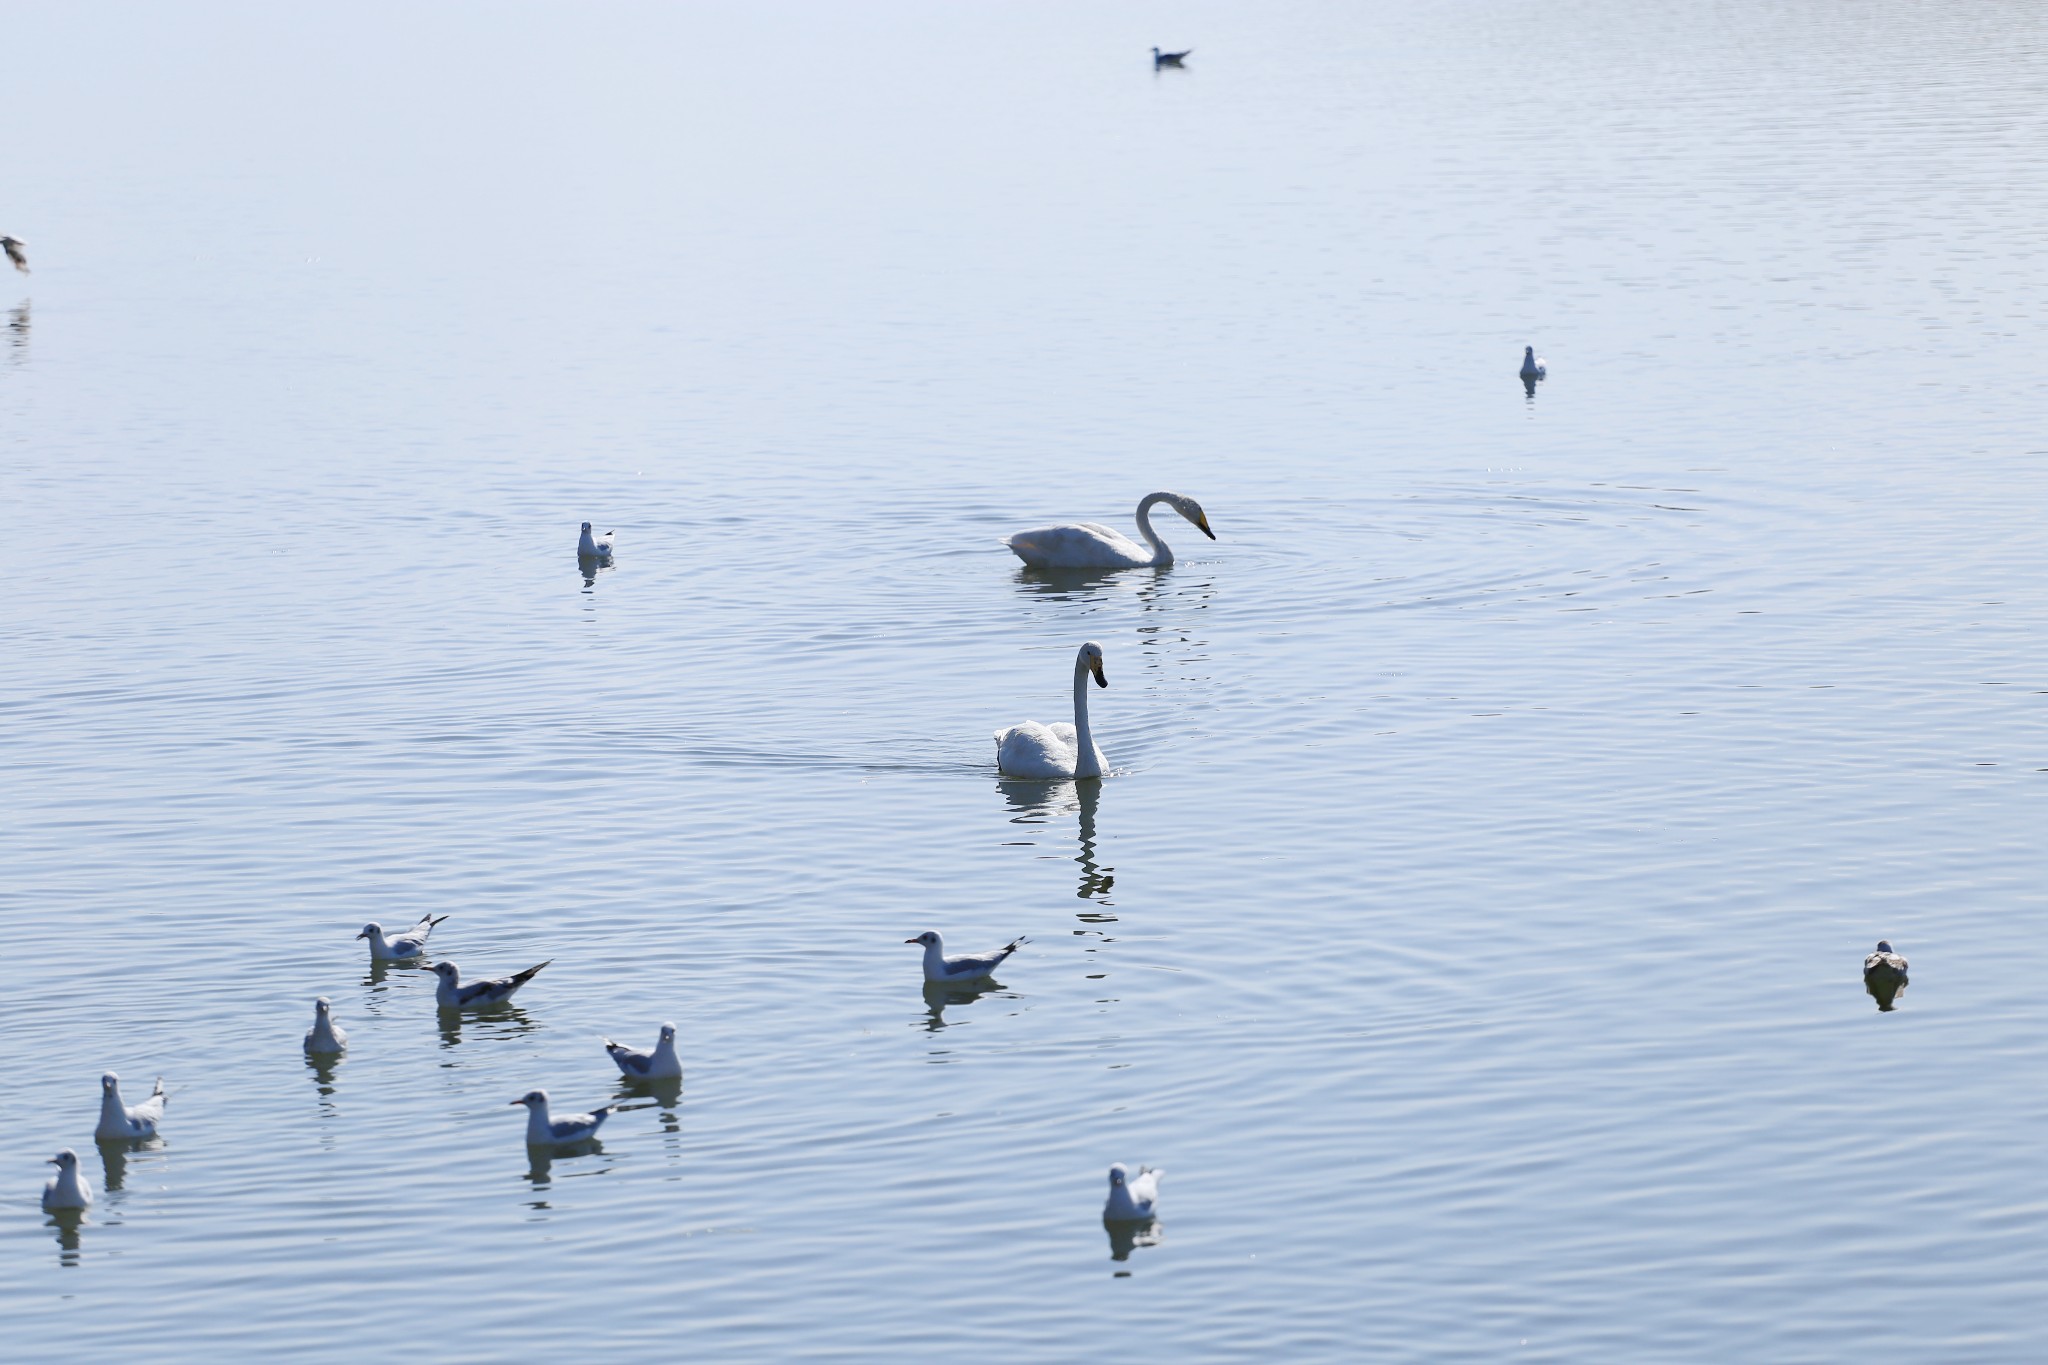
<box><xmin>511</xmin><ymin>1089</ymin><xmax>622</xmax><ymax>1146</ymax></box>
<box><xmin>604</xmin><ymin>1022</ymin><xmax>683</xmax><ymax>1080</ymax></box>
<box><xmin>578</xmin><ymin>522</ymin><xmax>615</xmax><ymax>563</ymax></box>
<box><xmin>1152</xmin><ymin>47</ymin><xmax>1191</xmax><ymax>68</ymax></box>
<box><xmin>428</xmin><ymin>958</ymin><xmax>550</xmax><ymax>1008</ymax></box>
<box><xmin>1</xmin><ymin>235</ymin><xmax>26</xmax><ymax>274</ymax></box>
<box><xmin>95</xmin><ymin>1072</ymin><xmax>167</xmax><ymax>1141</ymax></box>
<box><xmin>356</xmin><ymin>913</ymin><xmax>450</xmax><ymax>961</ymax></box>
<box><xmin>1520</xmin><ymin>346</ymin><xmax>1547</xmax><ymax>382</ymax></box>
<box><xmin>43</xmin><ymin>1150</ymin><xmax>92</xmax><ymax>1211</ymax></box>
<box><xmin>1007</xmin><ymin>491</ymin><xmax>1215</xmax><ymax>571</ymax></box>
<box><xmin>305</xmin><ymin>997</ymin><xmax>348</xmax><ymax>1054</ymax></box>
<box><xmin>1863</xmin><ymin>939</ymin><xmax>1908</xmax><ymax>1011</ymax></box>
<box><xmin>1104</xmin><ymin>1163</ymin><xmax>1163</xmax><ymax>1221</ymax></box>
<box><xmin>906</xmin><ymin>930</ymin><xmax>1025</xmax><ymax>984</ymax></box>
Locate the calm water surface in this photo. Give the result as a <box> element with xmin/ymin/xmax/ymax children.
<box><xmin>5</xmin><ymin>2</ymin><xmax>2048</xmax><ymax>1358</ymax></box>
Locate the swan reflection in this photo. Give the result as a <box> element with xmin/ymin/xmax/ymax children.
<box><xmin>47</xmin><ymin>1208</ymin><xmax>85</xmax><ymax>1265</ymax></box>
<box><xmin>997</xmin><ymin>776</ymin><xmax>1113</xmax><ymax>908</ymax></box>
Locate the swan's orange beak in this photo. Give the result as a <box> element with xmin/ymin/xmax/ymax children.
<box><xmin>1089</xmin><ymin>657</ymin><xmax>1107</xmax><ymax>688</ymax></box>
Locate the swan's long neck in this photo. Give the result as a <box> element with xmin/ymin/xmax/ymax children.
<box><xmin>1133</xmin><ymin>493</ymin><xmax>1174</xmax><ymax>567</ymax></box>
<box><xmin>1071</xmin><ymin>656</ymin><xmax>1101</xmax><ymax>778</ymax></box>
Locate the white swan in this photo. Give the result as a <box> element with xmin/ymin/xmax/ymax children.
<box><xmin>996</xmin><ymin>642</ymin><xmax>1108</xmax><ymax>778</ymax></box>
<box><xmin>1007</xmin><ymin>491</ymin><xmax>1214</xmax><ymax>570</ymax></box>
<box><xmin>1519</xmin><ymin>346</ymin><xmax>1547</xmax><ymax>381</ymax></box>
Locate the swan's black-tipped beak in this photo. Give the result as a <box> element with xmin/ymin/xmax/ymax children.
<box><xmin>1198</xmin><ymin>517</ymin><xmax>1216</xmax><ymax>540</ymax></box>
<box><xmin>1089</xmin><ymin>659</ymin><xmax>1108</xmax><ymax>688</ymax></box>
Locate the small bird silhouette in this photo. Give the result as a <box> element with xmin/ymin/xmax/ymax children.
<box><xmin>1</xmin><ymin>235</ymin><xmax>27</xmax><ymax>274</ymax></box>
<box><xmin>1152</xmin><ymin>47</ymin><xmax>1191</xmax><ymax>68</ymax></box>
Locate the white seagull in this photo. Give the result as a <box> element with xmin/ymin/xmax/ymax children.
<box><xmin>577</xmin><ymin>522</ymin><xmax>615</xmax><ymax>563</ymax></box>
<box><xmin>511</xmin><ymin>1089</ymin><xmax>620</xmax><ymax>1146</ymax></box>
<box><xmin>906</xmin><ymin>930</ymin><xmax>1025</xmax><ymax>984</ymax></box>
<box><xmin>356</xmin><ymin>914</ymin><xmax>450</xmax><ymax>961</ymax></box>
<box><xmin>605</xmin><ymin>1022</ymin><xmax>683</xmax><ymax>1080</ymax></box>
<box><xmin>42</xmin><ymin>1150</ymin><xmax>93</xmax><ymax>1211</ymax></box>
<box><xmin>1</xmin><ymin>235</ymin><xmax>26</xmax><ymax>274</ymax></box>
<box><xmin>1104</xmin><ymin>1163</ymin><xmax>1163</xmax><ymax>1221</ymax></box>
<box><xmin>304</xmin><ymin>996</ymin><xmax>348</xmax><ymax>1054</ymax></box>
<box><xmin>429</xmin><ymin>958</ymin><xmax>550</xmax><ymax>1008</ymax></box>
<box><xmin>1519</xmin><ymin>346</ymin><xmax>1547</xmax><ymax>382</ymax></box>
<box><xmin>1007</xmin><ymin>491</ymin><xmax>1214</xmax><ymax>570</ymax></box>
<box><xmin>95</xmin><ymin>1072</ymin><xmax>167</xmax><ymax>1141</ymax></box>
<box><xmin>996</xmin><ymin>641</ymin><xmax>1109</xmax><ymax>779</ymax></box>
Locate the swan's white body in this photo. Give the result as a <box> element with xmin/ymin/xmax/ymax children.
<box><xmin>356</xmin><ymin>913</ymin><xmax>448</xmax><ymax>961</ymax></box>
<box><xmin>906</xmin><ymin>931</ymin><xmax>1025</xmax><ymax>984</ymax></box>
<box><xmin>305</xmin><ymin>997</ymin><xmax>348</xmax><ymax>1054</ymax></box>
<box><xmin>605</xmin><ymin>1023</ymin><xmax>683</xmax><ymax>1080</ymax></box>
<box><xmin>95</xmin><ymin>1073</ymin><xmax>166</xmax><ymax>1141</ymax></box>
<box><xmin>43</xmin><ymin>1151</ymin><xmax>92</xmax><ymax>1211</ymax></box>
<box><xmin>1007</xmin><ymin>491</ymin><xmax>1213</xmax><ymax>570</ymax></box>
<box><xmin>1105</xmin><ymin>1163</ymin><xmax>1163</xmax><ymax>1221</ymax></box>
<box><xmin>996</xmin><ymin>642</ymin><xmax>1109</xmax><ymax>779</ymax></box>
<box><xmin>578</xmin><ymin>522</ymin><xmax>615</xmax><ymax>562</ymax></box>
<box><xmin>512</xmin><ymin>1090</ymin><xmax>618</xmax><ymax>1145</ymax></box>
<box><xmin>1520</xmin><ymin>346</ymin><xmax>1547</xmax><ymax>381</ymax></box>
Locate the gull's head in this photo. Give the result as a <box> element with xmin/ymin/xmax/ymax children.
<box><xmin>906</xmin><ymin>931</ymin><xmax>941</xmax><ymax>948</ymax></box>
<box><xmin>511</xmin><ymin>1090</ymin><xmax>548</xmax><ymax>1108</ymax></box>
<box><xmin>1525</xmin><ymin>345</ymin><xmax>1536</xmax><ymax>358</ymax></box>
<box><xmin>51</xmin><ymin>1149</ymin><xmax>78</xmax><ymax>1169</ymax></box>
<box><xmin>429</xmin><ymin>961</ymin><xmax>458</xmax><ymax>980</ymax></box>
<box><xmin>356</xmin><ymin>923</ymin><xmax>381</xmax><ymax>941</ymax></box>
<box><xmin>1875</xmin><ymin>940</ymin><xmax>1894</xmax><ymax>954</ymax></box>
<box><xmin>659</xmin><ymin>1022</ymin><xmax>677</xmax><ymax>1042</ymax></box>
<box><xmin>1167</xmin><ymin>493</ymin><xmax>1215</xmax><ymax>540</ymax></box>
<box><xmin>315</xmin><ymin>996</ymin><xmax>332</xmax><ymax>1015</ymax></box>
<box><xmin>580</xmin><ymin>521</ymin><xmax>593</xmax><ymax>533</ymax></box>
<box><xmin>1109</xmin><ymin>1163</ymin><xmax>1129</xmax><ymax>1187</ymax></box>
<box><xmin>101</xmin><ymin>1073</ymin><xmax>118</xmax><ymax>1091</ymax></box>
<box><xmin>1080</xmin><ymin>641</ymin><xmax>1107</xmax><ymax>688</ymax></box>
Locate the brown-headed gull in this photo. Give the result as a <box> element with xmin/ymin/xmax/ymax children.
<box><xmin>577</xmin><ymin>522</ymin><xmax>615</xmax><ymax>563</ymax></box>
<box><xmin>512</xmin><ymin>1089</ymin><xmax>620</xmax><ymax>1146</ymax></box>
<box><xmin>95</xmin><ymin>1072</ymin><xmax>166</xmax><ymax>1140</ymax></box>
<box><xmin>356</xmin><ymin>914</ymin><xmax>450</xmax><ymax>961</ymax></box>
<box><xmin>1104</xmin><ymin>1163</ymin><xmax>1163</xmax><ymax>1221</ymax></box>
<box><xmin>42</xmin><ymin>1149</ymin><xmax>92</xmax><ymax>1211</ymax></box>
<box><xmin>1519</xmin><ymin>346</ymin><xmax>1547</xmax><ymax>382</ymax></box>
<box><xmin>605</xmin><ymin>1022</ymin><xmax>682</xmax><ymax>1080</ymax></box>
<box><xmin>304</xmin><ymin>997</ymin><xmax>348</xmax><ymax>1054</ymax></box>
<box><xmin>430</xmin><ymin>959</ymin><xmax>549</xmax><ymax>1008</ymax></box>
<box><xmin>1864</xmin><ymin>940</ymin><xmax>1909</xmax><ymax>1012</ymax></box>
<box><xmin>906</xmin><ymin>930</ymin><xmax>1025</xmax><ymax>984</ymax></box>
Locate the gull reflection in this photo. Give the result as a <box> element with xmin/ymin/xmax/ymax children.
<box><xmin>614</xmin><ymin>1075</ymin><xmax>684</xmax><ymax>1133</ymax></box>
<box><xmin>7</xmin><ymin>301</ymin><xmax>27</xmax><ymax>362</ymax></box>
<box><xmin>524</xmin><ymin>1139</ymin><xmax>609</xmax><ymax>1192</ymax></box>
<box><xmin>437</xmin><ymin>1000</ymin><xmax>538</xmax><ymax>1051</ymax></box>
<box><xmin>96</xmin><ymin>1135</ymin><xmax>164</xmax><ymax>1193</ymax></box>
<box><xmin>919</xmin><ymin>977</ymin><xmax>1008</xmax><ymax>1033</ymax></box>
<box><xmin>47</xmin><ymin>1208</ymin><xmax>85</xmax><ymax>1265</ymax></box>
<box><xmin>1104</xmin><ymin>1216</ymin><xmax>1163</xmax><ymax>1267</ymax></box>
<box><xmin>997</xmin><ymin>776</ymin><xmax>1113</xmax><ymax>909</ymax></box>
<box><xmin>305</xmin><ymin>1051</ymin><xmax>343</xmax><ymax>1108</ymax></box>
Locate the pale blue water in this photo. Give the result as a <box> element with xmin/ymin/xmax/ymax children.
<box><xmin>5</xmin><ymin>2</ymin><xmax>2048</xmax><ymax>1359</ymax></box>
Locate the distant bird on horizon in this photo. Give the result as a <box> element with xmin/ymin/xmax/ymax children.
<box><xmin>95</xmin><ymin>1072</ymin><xmax>167</xmax><ymax>1141</ymax></box>
<box><xmin>578</xmin><ymin>522</ymin><xmax>615</xmax><ymax>563</ymax></box>
<box><xmin>1520</xmin><ymin>345</ymin><xmax>1547</xmax><ymax>382</ymax></box>
<box><xmin>356</xmin><ymin>913</ymin><xmax>450</xmax><ymax>961</ymax></box>
<box><xmin>1152</xmin><ymin>46</ymin><xmax>1191</xmax><ymax>68</ymax></box>
<box><xmin>2</xmin><ymin>235</ymin><xmax>26</xmax><ymax>274</ymax></box>
<box><xmin>1104</xmin><ymin>1163</ymin><xmax>1163</xmax><ymax>1221</ymax></box>
<box><xmin>42</xmin><ymin>1150</ymin><xmax>92</xmax><ymax>1211</ymax></box>
<box><xmin>605</xmin><ymin>1022</ymin><xmax>683</xmax><ymax>1080</ymax></box>
<box><xmin>511</xmin><ymin>1089</ymin><xmax>621</xmax><ymax>1146</ymax></box>
<box><xmin>1863</xmin><ymin>940</ymin><xmax>1909</xmax><ymax>1011</ymax></box>
<box><xmin>304</xmin><ymin>997</ymin><xmax>348</xmax><ymax>1054</ymax></box>
<box><xmin>906</xmin><ymin>930</ymin><xmax>1025</xmax><ymax>984</ymax></box>
<box><xmin>429</xmin><ymin>958</ymin><xmax>550</xmax><ymax>1008</ymax></box>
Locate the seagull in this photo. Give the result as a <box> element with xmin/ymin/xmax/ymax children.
<box><xmin>429</xmin><ymin>958</ymin><xmax>550</xmax><ymax>1008</ymax></box>
<box><xmin>95</xmin><ymin>1072</ymin><xmax>167</xmax><ymax>1141</ymax></box>
<box><xmin>304</xmin><ymin>996</ymin><xmax>348</xmax><ymax>1054</ymax></box>
<box><xmin>511</xmin><ymin>1089</ymin><xmax>620</xmax><ymax>1146</ymax></box>
<box><xmin>905</xmin><ymin>930</ymin><xmax>1025</xmax><ymax>984</ymax></box>
<box><xmin>577</xmin><ymin>522</ymin><xmax>615</xmax><ymax>563</ymax></box>
<box><xmin>1863</xmin><ymin>940</ymin><xmax>1909</xmax><ymax>1011</ymax></box>
<box><xmin>1</xmin><ymin>235</ymin><xmax>25</xmax><ymax>274</ymax></box>
<box><xmin>1104</xmin><ymin>1163</ymin><xmax>1163</xmax><ymax>1221</ymax></box>
<box><xmin>42</xmin><ymin>1150</ymin><xmax>92</xmax><ymax>1211</ymax></box>
<box><xmin>1520</xmin><ymin>345</ymin><xmax>1547</xmax><ymax>382</ymax></box>
<box><xmin>605</xmin><ymin>1022</ymin><xmax>683</xmax><ymax>1080</ymax></box>
<box><xmin>1152</xmin><ymin>47</ymin><xmax>1191</xmax><ymax>68</ymax></box>
<box><xmin>356</xmin><ymin>914</ymin><xmax>450</xmax><ymax>961</ymax></box>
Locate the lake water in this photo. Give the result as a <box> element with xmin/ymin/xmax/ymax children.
<box><xmin>5</xmin><ymin>2</ymin><xmax>2048</xmax><ymax>1358</ymax></box>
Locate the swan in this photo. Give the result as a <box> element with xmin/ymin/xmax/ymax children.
<box><xmin>1519</xmin><ymin>346</ymin><xmax>1547</xmax><ymax>381</ymax></box>
<box><xmin>997</xmin><ymin>642</ymin><xmax>1109</xmax><ymax>778</ymax></box>
<box><xmin>1007</xmin><ymin>491</ymin><xmax>1214</xmax><ymax>570</ymax></box>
